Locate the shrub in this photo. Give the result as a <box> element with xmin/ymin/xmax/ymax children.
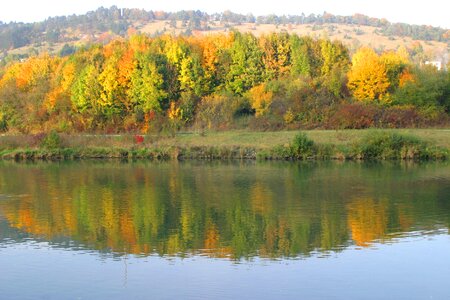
<box><xmin>356</xmin><ymin>131</ymin><xmax>428</xmax><ymax>159</ymax></box>
<box><xmin>248</xmin><ymin>114</ymin><xmax>284</xmax><ymax>131</ymax></box>
<box><xmin>329</xmin><ymin>102</ymin><xmax>379</xmax><ymax>129</ymax></box>
<box><xmin>0</xmin><ymin>111</ymin><xmax>7</xmax><ymax>132</ymax></box>
<box><xmin>379</xmin><ymin>106</ymin><xmax>420</xmax><ymax>128</ymax></box>
<box><xmin>40</xmin><ymin>131</ymin><xmax>62</xmax><ymax>149</ymax></box>
<box><xmin>259</xmin><ymin>132</ymin><xmax>316</xmax><ymax>160</ymax></box>
<box><xmin>290</xmin><ymin>132</ymin><xmax>315</xmax><ymax>159</ymax></box>
<box><xmin>195</xmin><ymin>93</ymin><xmax>252</xmax><ymax>131</ymax></box>
<box><xmin>134</xmin><ymin>135</ymin><xmax>144</xmax><ymax>144</ymax></box>
<box><xmin>178</xmin><ymin>92</ymin><xmax>199</xmax><ymax>124</ymax></box>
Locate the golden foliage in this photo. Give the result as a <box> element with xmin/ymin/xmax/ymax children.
<box><xmin>44</xmin><ymin>87</ymin><xmax>63</xmax><ymax>111</ymax></box>
<box><xmin>247</xmin><ymin>84</ymin><xmax>273</xmax><ymax>116</ymax></box>
<box><xmin>347</xmin><ymin>47</ymin><xmax>390</xmax><ymax>101</ymax></box>
<box><xmin>167</xmin><ymin>101</ymin><xmax>181</xmax><ymax>120</ymax></box>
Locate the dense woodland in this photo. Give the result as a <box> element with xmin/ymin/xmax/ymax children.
<box><xmin>0</xmin><ymin>7</ymin><xmax>449</xmax><ymax>52</ymax></box>
<box><xmin>0</xmin><ymin>31</ymin><xmax>449</xmax><ymax>134</ymax></box>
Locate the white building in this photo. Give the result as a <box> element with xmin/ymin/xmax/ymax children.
<box><xmin>425</xmin><ymin>60</ymin><xmax>442</xmax><ymax>70</ymax></box>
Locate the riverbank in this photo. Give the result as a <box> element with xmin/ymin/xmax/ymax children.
<box><xmin>0</xmin><ymin>129</ymin><xmax>449</xmax><ymax>161</ymax></box>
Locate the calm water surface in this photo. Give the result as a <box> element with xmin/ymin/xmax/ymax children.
<box><xmin>0</xmin><ymin>161</ymin><xmax>449</xmax><ymax>299</ymax></box>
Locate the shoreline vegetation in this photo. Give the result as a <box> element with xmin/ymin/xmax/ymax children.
<box><xmin>1</xmin><ymin>129</ymin><xmax>448</xmax><ymax>161</ymax></box>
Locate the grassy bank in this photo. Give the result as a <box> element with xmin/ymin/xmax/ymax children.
<box><xmin>0</xmin><ymin>129</ymin><xmax>449</xmax><ymax>161</ymax></box>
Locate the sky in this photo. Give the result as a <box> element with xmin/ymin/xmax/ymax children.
<box><xmin>0</xmin><ymin>0</ymin><xmax>448</xmax><ymax>28</ymax></box>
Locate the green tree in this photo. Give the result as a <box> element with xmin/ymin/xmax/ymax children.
<box><xmin>320</xmin><ymin>39</ymin><xmax>349</xmax><ymax>77</ymax></box>
<box><xmin>178</xmin><ymin>54</ymin><xmax>204</xmax><ymax>96</ymax></box>
<box><xmin>128</xmin><ymin>53</ymin><xmax>168</xmax><ymax>112</ymax></box>
<box><xmin>393</xmin><ymin>66</ymin><xmax>449</xmax><ymax>110</ymax></box>
<box><xmin>71</xmin><ymin>64</ymin><xmax>101</xmax><ymax>113</ymax></box>
<box><xmin>226</xmin><ymin>32</ymin><xmax>264</xmax><ymax>95</ymax></box>
<box><xmin>290</xmin><ymin>35</ymin><xmax>311</xmax><ymax>77</ymax></box>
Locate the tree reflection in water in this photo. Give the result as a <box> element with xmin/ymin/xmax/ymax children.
<box><xmin>0</xmin><ymin>161</ymin><xmax>448</xmax><ymax>260</ymax></box>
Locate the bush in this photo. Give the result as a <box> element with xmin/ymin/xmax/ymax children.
<box><xmin>392</xmin><ymin>66</ymin><xmax>448</xmax><ymax>109</ymax></box>
<box><xmin>195</xmin><ymin>93</ymin><xmax>252</xmax><ymax>131</ymax></box>
<box><xmin>356</xmin><ymin>131</ymin><xmax>429</xmax><ymax>159</ymax></box>
<box><xmin>328</xmin><ymin>102</ymin><xmax>379</xmax><ymax>129</ymax></box>
<box><xmin>40</xmin><ymin>131</ymin><xmax>62</xmax><ymax>149</ymax></box>
<box><xmin>248</xmin><ymin>114</ymin><xmax>284</xmax><ymax>131</ymax></box>
<box><xmin>259</xmin><ymin>132</ymin><xmax>315</xmax><ymax>160</ymax></box>
<box><xmin>178</xmin><ymin>92</ymin><xmax>200</xmax><ymax>124</ymax></box>
<box><xmin>379</xmin><ymin>106</ymin><xmax>420</xmax><ymax>128</ymax></box>
<box><xmin>290</xmin><ymin>132</ymin><xmax>315</xmax><ymax>159</ymax></box>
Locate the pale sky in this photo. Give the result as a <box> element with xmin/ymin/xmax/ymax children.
<box><xmin>0</xmin><ymin>0</ymin><xmax>448</xmax><ymax>28</ymax></box>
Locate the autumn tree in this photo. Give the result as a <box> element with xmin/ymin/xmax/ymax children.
<box><xmin>319</xmin><ymin>40</ymin><xmax>350</xmax><ymax>98</ymax></box>
<box><xmin>71</xmin><ymin>64</ymin><xmax>101</xmax><ymax>113</ymax></box>
<box><xmin>347</xmin><ymin>47</ymin><xmax>390</xmax><ymax>102</ymax></box>
<box><xmin>128</xmin><ymin>53</ymin><xmax>168</xmax><ymax>113</ymax></box>
<box><xmin>178</xmin><ymin>53</ymin><xmax>204</xmax><ymax>96</ymax></box>
<box><xmin>259</xmin><ymin>32</ymin><xmax>291</xmax><ymax>80</ymax></box>
<box><xmin>0</xmin><ymin>54</ymin><xmax>58</xmax><ymax>132</ymax></box>
<box><xmin>98</xmin><ymin>42</ymin><xmax>125</xmax><ymax>116</ymax></box>
<box><xmin>226</xmin><ymin>32</ymin><xmax>264</xmax><ymax>95</ymax></box>
<box><xmin>290</xmin><ymin>35</ymin><xmax>311</xmax><ymax>77</ymax></box>
<box><xmin>393</xmin><ymin>65</ymin><xmax>450</xmax><ymax>111</ymax></box>
<box><xmin>195</xmin><ymin>34</ymin><xmax>233</xmax><ymax>93</ymax></box>
<box><xmin>380</xmin><ymin>47</ymin><xmax>410</xmax><ymax>91</ymax></box>
<box><xmin>320</xmin><ymin>39</ymin><xmax>349</xmax><ymax>77</ymax></box>
<box><xmin>247</xmin><ymin>83</ymin><xmax>273</xmax><ymax>116</ymax></box>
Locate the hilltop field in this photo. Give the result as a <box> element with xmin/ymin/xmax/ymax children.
<box><xmin>1</xmin><ymin>7</ymin><xmax>448</xmax><ymax>60</ymax></box>
<box><xmin>139</xmin><ymin>21</ymin><xmax>448</xmax><ymax>52</ymax></box>
<box><xmin>6</xmin><ymin>20</ymin><xmax>448</xmax><ymax>58</ymax></box>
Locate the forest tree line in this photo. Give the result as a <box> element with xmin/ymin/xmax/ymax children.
<box><xmin>0</xmin><ymin>32</ymin><xmax>449</xmax><ymax>133</ymax></box>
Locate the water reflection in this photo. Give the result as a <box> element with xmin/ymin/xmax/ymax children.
<box><xmin>0</xmin><ymin>161</ymin><xmax>449</xmax><ymax>260</ymax></box>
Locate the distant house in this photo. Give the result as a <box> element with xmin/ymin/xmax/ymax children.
<box><xmin>425</xmin><ymin>60</ymin><xmax>442</xmax><ymax>70</ymax></box>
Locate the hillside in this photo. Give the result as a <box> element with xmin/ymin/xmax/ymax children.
<box><xmin>139</xmin><ymin>20</ymin><xmax>448</xmax><ymax>53</ymax></box>
<box><xmin>1</xmin><ymin>7</ymin><xmax>448</xmax><ymax>64</ymax></box>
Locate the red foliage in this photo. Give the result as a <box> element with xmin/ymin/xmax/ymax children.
<box><xmin>328</xmin><ymin>103</ymin><xmax>379</xmax><ymax>129</ymax></box>
<box><xmin>379</xmin><ymin>106</ymin><xmax>420</xmax><ymax>128</ymax></box>
<box><xmin>134</xmin><ymin>135</ymin><xmax>144</xmax><ymax>144</ymax></box>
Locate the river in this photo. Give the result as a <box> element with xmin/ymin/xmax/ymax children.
<box><xmin>0</xmin><ymin>161</ymin><xmax>449</xmax><ymax>299</ymax></box>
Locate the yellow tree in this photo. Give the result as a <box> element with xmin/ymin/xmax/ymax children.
<box><xmin>320</xmin><ymin>39</ymin><xmax>349</xmax><ymax>76</ymax></box>
<box><xmin>195</xmin><ymin>33</ymin><xmax>234</xmax><ymax>91</ymax></box>
<box><xmin>60</xmin><ymin>61</ymin><xmax>76</xmax><ymax>92</ymax></box>
<box><xmin>8</xmin><ymin>54</ymin><xmax>56</xmax><ymax>91</ymax></box>
<box><xmin>259</xmin><ymin>33</ymin><xmax>291</xmax><ymax>80</ymax></box>
<box><xmin>347</xmin><ymin>47</ymin><xmax>390</xmax><ymax>102</ymax></box>
<box><xmin>98</xmin><ymin>42</ymin><xmax>129</xmax><ymax>115</ymax></box>
<box><xmin>163</xmin><ymin>35</ymin><xmax>187</xmax><ymax>67</ymax></box>
<box><xmin>247</xmin><ymin>83</ymin><xmax>273</xmax><ymax>116</ymax></box>
<box><xmin>43</xmin><ymin>59</ymin><xmax>76</xmax><ymax>114</ymax></box>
